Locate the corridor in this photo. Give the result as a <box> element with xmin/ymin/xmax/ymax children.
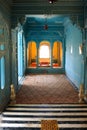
<box><xmin>0</xmin><ymin>0</ymin><xmax>87</xmax><ymax>129</ymax></box>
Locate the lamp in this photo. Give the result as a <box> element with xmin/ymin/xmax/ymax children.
<box><xmin>49</xmin><ymin>0</ymin><xmax>57</xmax><ymax>4</ymax></box>
<box><xmin>44</xmin><ymin>15</ymin><xmax>48</xmax><ymax>30</ymax></box>
<box><xmin>44</xmin><ymin>24</ymin><xmax>48</xmax><ymax>30</ymax></box>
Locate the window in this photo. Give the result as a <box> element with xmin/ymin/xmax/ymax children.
<box><xmin>0</xmin><ymin>44</ymin><xmax>5</xmax><ymax>89</ymax></box>
<box><xmin>0</xmin><ymin>56</ymin><xmax>5</xmax><ymax>89</ymax></box>
<box><xmin>18</xmin><ymin>31</ymin><xmax>23</xmax><ymax>81</ymax></box>
<box><xmin>39</xmin><ymin>42</ymin><xmax>51</xmax><ymax>67</ymax></box>
<box><xmin>0</xmin><ymin>44</ymin><xmax>4</xmax><ymax>50</ymax></box>
<box><xmin>39</xmin><ymin>45</ymin><xmax>50</xmax><ymax>58</ymax></box>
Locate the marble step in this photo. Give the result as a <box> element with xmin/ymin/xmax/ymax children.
<box><xmin>1</xmin><ymin>104</ymin><xmax>87</xmax><ymax>130</ymax></box>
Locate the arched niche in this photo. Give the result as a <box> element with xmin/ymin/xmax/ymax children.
<box><xmin>39</xmin><ymin>41</ymin><xmax>51</xmax><ymax>67</ymax></box>
<box><xmin>27</xmin><ymin>41</ymin><xmax>37</xmax><ymax>68</ymax></box>
<box><xmin>52</xmin><ymin>41</ymin><xmax>63</xmax><ymax>68</ymax></box>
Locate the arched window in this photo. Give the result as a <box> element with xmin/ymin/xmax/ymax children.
<box><xmin>39</xmin><ymin>45</ymin><xmax>50</xmax><ymax>58</ymax></box>
<box><xmin>39</xmin><ymin>41</ymin><xmax>50</xmax><ymax>67</ymax></box>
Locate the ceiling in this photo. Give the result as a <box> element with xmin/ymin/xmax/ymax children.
<box><xmin>10</xmin><ymin>0</ymin><xmax>87</xmax><ymax>42</ymax></box>
<box><xmin>11</xmin><ymin>0</ymin><xmax>86</xmax><ymax>28</ymax></box>
<box><xmin>25</xmin><ymin>15</ymin><xmax>66</xmax><ymax>26</ymax></box>
<box><xmin>12</xmin><ymin>0</ymin><xmax>85</xmax><ymax>16</ymax></box>
<box><xmin>23</xmin><ymin>15</ymin><xmax>66</xmax><ymax>37</ymax></box>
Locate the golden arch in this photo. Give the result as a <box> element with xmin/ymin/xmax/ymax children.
<box><xmin>52</xmin><ymin>41</ymin><xmax>62</xmax><ymax>68</ymax></box>
<box><xmin>27</xmin><ymin>41</ymin><xmax>37</xmax><ymax>68</ymax></box>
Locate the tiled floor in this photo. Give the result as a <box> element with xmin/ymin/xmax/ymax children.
<box><xmin>16</xmin><ymin>74</ymin><xmax>79</xmax><ymax>104</ymax></box>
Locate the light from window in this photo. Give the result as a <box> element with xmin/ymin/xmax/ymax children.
<box><xmin>0</xmin><ymin>44</ymin><xmax>5</xmax><ymax>50</ymax></box>
<box><xmin>18</xmin><ymin>31</ymin><xmax>23</xmax><ymax>78</ymax></box>
<box><xmin>0</xmin><ymin>56</ymin><xmax>5</xmax><ymax>89</ymax></box>
<box><xmin>39</xmin><ymin>45</ymin><xmax>50</xmax><ymax>58</ymax></box>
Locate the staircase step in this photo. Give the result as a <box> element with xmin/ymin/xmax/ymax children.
<box><xmin>1</xmin><ymin>104</ymin><xmax>87</xmax><ymax>130</ymax></box>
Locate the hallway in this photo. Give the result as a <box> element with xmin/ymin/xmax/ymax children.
<box><xmin>16</xmin><ymin>74</ymin><xmax>79</xmax><ymax>104</ymax></box>
<box><xmin>0</xmin><ymin>0</ymin><xmax>87</xmax><ymax>112</ymax></box>
<box><xmin>0</xmin><ymin>0</ymin><xmax>87</xmax><ymax>129</ymax></box>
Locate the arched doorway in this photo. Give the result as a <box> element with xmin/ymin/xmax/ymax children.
<box><xmin>27</xmin><ymin>41</ymin><xmax>37</xmax><ymax>68</ymax></box>
<box><xmin>52</xmin><ymin>41</ymin><xmax>63</xmax><ymax>68</ymax></box>
<box><xmin>39</xmin><ymin>41</ymin><xmax>51</xmax><ymax>67</ymax></box>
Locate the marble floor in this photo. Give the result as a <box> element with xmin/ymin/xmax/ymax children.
<box><xmin>1</xmin><ymin>103</ymin><xmax>87</xmax><ymax>130</ymax></box>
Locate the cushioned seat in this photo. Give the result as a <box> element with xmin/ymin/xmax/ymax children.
<box><xmin>40</xmin><ymin>62</ymin><xmax>50</xmax><ymax>66</ymax></box>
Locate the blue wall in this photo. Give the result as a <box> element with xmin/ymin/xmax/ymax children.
<box><xmin>65</xmin><ymin>20</ymin><xmax>84</xmax><ymax>89</ymax></box>
<box><xmin>84</xmin><ymin>6</ymin><xmax>87</xmax><ymax>93</ymax></box>
<box><xmin>0</xmin><ymin>0</ymin><xmax>11</xmax><ymax>111</ymax></box>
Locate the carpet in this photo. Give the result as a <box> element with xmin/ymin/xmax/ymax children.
<box><xmin>16</xmin><ymin>74</ymin><xmax>79</xmax><ymax>104</ymax></box>
<box><xmin>41</xmin><ymin>120</ymin><xmax>59</xmax><ymax>130</ymax></box>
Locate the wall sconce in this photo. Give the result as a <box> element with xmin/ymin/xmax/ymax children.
<box><xmin>70</xmin><ymin>45</ymin><xmax>73</xmax><ymax>54</ymax></box>
<box><xmin>79</xmin><ymin>44</ymin><xmax>83</xmax><ymax>55</ymax></box>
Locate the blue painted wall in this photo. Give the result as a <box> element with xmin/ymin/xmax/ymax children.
<box><xmin>85</xmin><ymin>29</ymin><xmax>87</xmax><ymax>92</ymax></box>
<box><xmin>84</xmin><ymin>6</ymin><xmax>87</xmax><ymax>93</ymax></box>
<box><xmin>65</xmin><ymin>19</ymin><xmax>84</xmax><ymax>89</ymax></box>
<box><xmin>0</xmin><ymin>1</ymin><xmax>27</xmax><ymax>111</ymax></box>
<box><xmin>0</xmin><ymin>0</ymin><xmax>11</xmax><ymax>111</ymax></box>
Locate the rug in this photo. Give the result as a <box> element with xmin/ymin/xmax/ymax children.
<box><xmin>16</xmin><ymin>74</ymin><xmax>79</xmax><ymax>104</ymax></box>
<box><xmin>41</xmin><ymin>120</ymin><xmax>59</xmax><ymax>130</ymax></box>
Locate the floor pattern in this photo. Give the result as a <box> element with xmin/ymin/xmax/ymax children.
<box><xmin>16</xmin><ymin>74</ymin><xmax>79</xmax><ymax>104</ymax></box>
<box><xmin>41</xmin><ymin>120</ymin><xmax>58</xmax><ymax>130</ymax></box>
<box><xmin>1</xmin><ymin>104</ymin><xmax>87</xmax><ymax>130</ymax></box>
